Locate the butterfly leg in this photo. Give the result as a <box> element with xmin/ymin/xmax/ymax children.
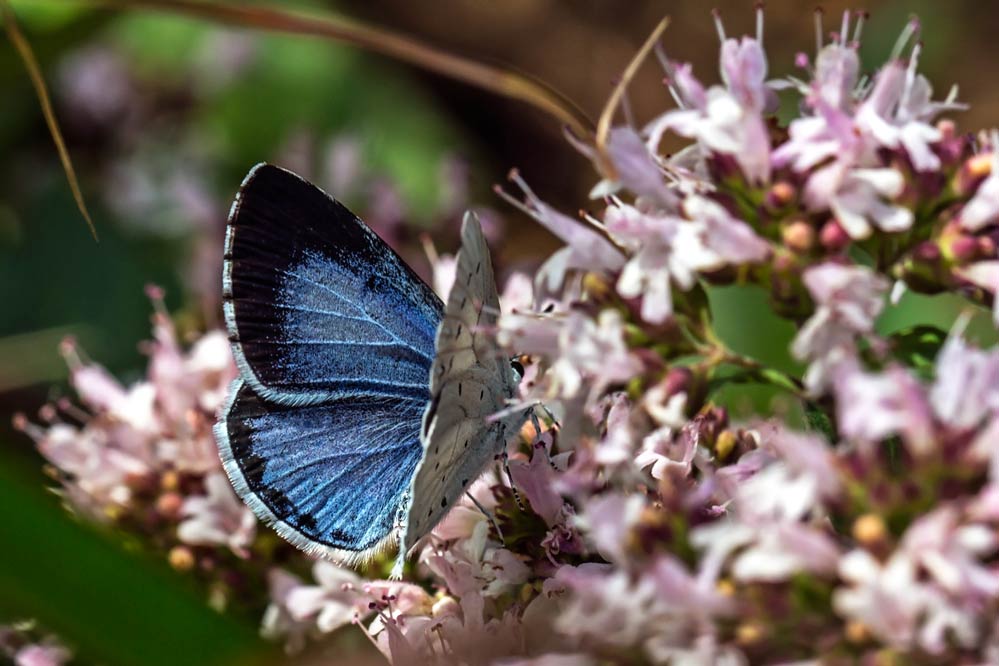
<box><xmin>529</xmin><ymin>407</ymin><xmax>555</xmax><ymax>467</ymax></box>
<box><xmin>499</xmin><ymin>450</ymin><xmax>527</xmax><ymax>512</ymax></box>
<box><xmin>465</xmin><ymin>491</ymin><xmax>505</xmax><ymax>544</ymax></box>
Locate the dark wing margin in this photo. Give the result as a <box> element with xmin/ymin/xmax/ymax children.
<box><xmin>215</xmin><ymin>379</ymin><xmax>425</xmax><ymax>562</ymax></box>
<box><xmin>223</xmin><ymin>163</ymin><xmax>444</xmax><ymax>407</ymax></box>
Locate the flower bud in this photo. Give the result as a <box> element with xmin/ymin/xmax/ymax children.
<box><xmin>736</xmin><ymin>621</ymin><xmax>765</xmax><ymax>646</ymax></box>
<box><xmin>582</xmin><ymin>272</ymin><xmax>613</xmax><ymax>303</ymax></box>
<box><xmin>782</xmin><ymin>220</ymin><xmax>816</xmax><ymax>253</ymax></box>
<box><xmin>851</xmin><ymin>513</ymin><xmax>887</xmax><ymax>547</ymax></box>
<box><xmin>954</xmin><ymin>152</ymin><xmax>993</xmax><ymax>196</ymax></box>
<box><xmin>948</xmin><ymin>235</ymin><xmax>980</xmax><ymax>264</ymax></box>
<box><xmin>979</xmin><ymin>235</ymin><xmax>996</xmax><ymax>258</ymax></box>
<box><xmin>161</xmin><ymin>470</ymin><xmax>180</xmax><ymax>492</ymax></box>
<box><xmin>819</xmin><ymin>219</ymin><xmax>850</xmax><ymax>252</ymax></box>
<box><xmin>168</xmin><ymin>546</ymin><xmax>195</xmax><ymax>572</ymax></box>
<box><xmin>714</xmin><ymin>430</ymin><xmax>738</xmax><ymax>461</ymax></box>
<box><xmin>662</xmin><ymin>367</ymin><xmax>692</xmax><ymax>398</ymax></box>
<box><xmin>912</xmin><ymin>241</ymin><xmax>941</xmax><ymax>264</ymax></box>
<box><xmin>156</xmin><ymin>492</ymin><xmax>184</xmax><ymax>521</ymax></box>
<box><xmin>765</xmin><ymin>181</ymin><xmax>795</xmax><ymax>211</ymax></box>
<box><xmin>845</xmin><ymin>620</ymin><xmax>870</xmax><ymax>644</ymax></box>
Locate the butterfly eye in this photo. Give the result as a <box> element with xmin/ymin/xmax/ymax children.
<box><xmin>510</xmin><ymin>358</ymin><xmax>524</xmax><ymax>377</ymax></box>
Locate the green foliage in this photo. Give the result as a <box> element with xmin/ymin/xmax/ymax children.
<box><xmin>0</xmin><ymin>457</ymin><xmax>274</xmax><ymax>666</ymax></box>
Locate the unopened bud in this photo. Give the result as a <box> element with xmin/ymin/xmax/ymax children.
<box><xmin>662</xmin><ymin>367</ymin><xmax>692</xmax><ymax>398</ymax></box>
<box><xmin>715</xmin><ymin>430</ymin><xmax>737</xmax><ymax>461</ymax></box>
<box><xmin>949</xmin><ymin>235</ymin><xmax>979</xmax><ymax>263</ymax></box>
<box><xmin>736</xmin><ymin>622</ymin><xmax>765</xmax><ymax>646</ymax></box>
<box><xmin>581</xmin><ymin>272</ymin><xmax>613</xmax><ymax>302</ymax></box>
<box><xmin>845</xmin><ymin>620</ymin><xmax>870</xmax><ymax>644</ymax></box>
<box><xmin>852</xmin><ymin>513</ymin><xmax>887</xmax><ymax>547</ymax></box>
<box><xmin>766</xmin><ymin>181</ymin><xmax>795</xmax><ymax>209</ymax></box>
<box><xmin>156</xmin><ymin>492</ymin><xmax>185</xmax><ymax>520</ymax></box>
<box><xmin>912</xmin><ymin>241</ymin><xmax>942</xmax><ymax>264</ymax></box>
<box><xmin>955</xmin><ymin>152</ymin><xmax>993</xmax><ymax>196</ymax></box>
<box><xmin>819</xmin><ymin>219</ymin><xmax>850</xmax><ymax>252</ymax></box>
<box><xmin>782</xmin><ymin>220</ymin><xmax>816</xmax><ymax>253</ymax></box>
<box><xmin>169</xmin><ymin>546</ymin><xmax>196</xmax><ymax>572</ymax></box>
<box><xmin>161</xmin><ymin>470</ymin><xmax>180</xmax><ymax>492</ymax></box>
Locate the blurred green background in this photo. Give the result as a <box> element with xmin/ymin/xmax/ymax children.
<box><xmin>2</xmin><ymin>0</ymin><xmax>998</xmax><ymax>664</ymax></box>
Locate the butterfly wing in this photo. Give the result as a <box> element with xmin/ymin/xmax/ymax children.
<box><xmin>218</xmin><ymin>163</ymin><xmax>442</xmax><ymax>558</ymax></box>
<box><xmin>223</xmin><ymin>163</ymin><xmax>443</xmax><ymax>406</ymax></box>
<box><xmin>216</xmin><ymin>381</ymin><xmax>424</xmax><ymax>560</ymax></box>
<box><xmin>401</xmin><ymin>213</ymin><xmax>525</xmax><ymax>554</ymax></box>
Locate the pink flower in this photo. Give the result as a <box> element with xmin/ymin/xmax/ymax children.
<box><xmin>575</xmin><ymin>493</ymin><xmax>644</xmax><ymax>565</ymax></box>
<box><xmin>647</xmin><ymin>26</ymin><xmax>773</xmax><ymax>184</ymax></box>
<box><xmin>284</xmin><ymin>561</ymin><xmax>368</xmax><ymax>633</ymax></box>
<box><xmin>177</xmin><ymin>472</ymin><xmax>256</xmax><ymax>557</ymax></box>
<box><xmin>901</xmin><ymin>507</ymin><xmax>999</xmax><ymax>601</ymax></box>
<box><xmin>261</xmin><ymin>568</ymin><xmax>313</xmax><ymax>653</ymax></box>
<box><xmin>509</xmin><ymin>446</ymin><xmax>565</xmax><ymax>527</ymax></box>
<box><xmin>930</xmin><ymin>327</ymin><xmax>999</xmax><ymax>429</ymax></box>
<box><xmin>605</xmin><ymin>198</ymin><xmax>768</xmax><ymax>323</ymax></box>
<box><xmin>593</xmin><ymin>127</ymin><xmax>676</xmax><ymax>205</ymax></box>
<box><xmin>497</xmin><ymin>171</ymin><xmax>624</xmax><ymax>293</ymax></box>
<box><xmin>960</xmin><ymin>143</ymin><xmax>999</xmax><ymax>231</ymax></box>
<box><xmin>698</xmin><ymin>461</ymin><xmax>841</xmax><ymax>582</ymax></box>
<box><xmin>854</xmin><ymin>55</ymin><xmax>956</xmax><ymax>172</ymax></box>
<box><xmin>550</xmin><ymin>310</ymin><xmax>642</xmax><ymax>402</ymax></box>
<box><xmin>955</xmin><ymin>260</ymin><xmax>999</xmax><ymax>326</ymax></box>
<box><xmin>14</xmin><ymin>644</ymin><xmax>71</xmax><ymax>666</ymax></box>
<box><xmin>833</xmin><ymin>549</ymin><xmax>930</xmax><ymax>649</ymax></box>
<box><xmin>792</xmin><ymin>263</ymin><xmax>888</xmax><ymax>391</ymax></box>
<box><xmin>634</xmin><ymin>427</ymin><xmax>696</xmax><ymax>479</ymax></box>
<box><xmin>833</xmin><ymin>363</ymin><xmax>935</xmax><ymax>456</ymax></box>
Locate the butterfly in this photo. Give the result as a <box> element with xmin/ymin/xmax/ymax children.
<box><xmin>214</xmin><ymin>163</ymin><xmax>526</xmax><ymax>575</ymax></box>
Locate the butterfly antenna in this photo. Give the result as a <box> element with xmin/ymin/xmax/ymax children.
<box><xmin>465</xmin><ymin>491</ymin><xmax>505</xmax><ymax>544</ymax></box>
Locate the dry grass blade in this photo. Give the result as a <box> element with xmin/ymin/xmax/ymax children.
<box><xmin>1</xmin><ymin>0</ymin><xmax>98</xmax><ymax>241</ymax></box>
<box><xmin>89</xmin><ymin>0</ymin><xmax>595</xmax><ymax>139</ymax></box>
<box><xmin>594</xmin><ymin>16</ymin><xmax>670</xmax><ymax>180</ymax></box>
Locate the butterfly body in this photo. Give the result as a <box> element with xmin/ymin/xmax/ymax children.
<box><xmin>215</xmin><ymin>163</ymin><xmax>522</xmax><ymax>570</ymax></box>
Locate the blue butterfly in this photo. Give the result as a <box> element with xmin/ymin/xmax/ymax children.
<box><xmin>214</xmin><ymin>163</ymin><xmax>524</xmax><ymax>573</ymax></box>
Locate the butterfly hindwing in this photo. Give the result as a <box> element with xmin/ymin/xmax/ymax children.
<box><xmin>223</xmin><ymin>163</ymin><xmax>444</xmax><ymax>406</ymax></box>
<box><xmin>402</xmin><ymin>213</ymin><xmax>525</xmax><ymax>554</ymax></box>
<box><xmin>216</xmin><ymin>380</ymin><xmax>425</xmax><ymax>559</ymax></box>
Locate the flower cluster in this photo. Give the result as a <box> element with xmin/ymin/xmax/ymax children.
<box><xmin>19</xmin><ymin>7</ymin><xmax>999</xmax><ymax>665</ymax></box>
<box><xmin>314</xmin><ymin>8</ymin><xmax>999</xmax><ymax>664</ymax></box>
<box><xmin>14</xmin><ymin>287</ymin><xmax>297</xmax><ymax>615</ymax></box>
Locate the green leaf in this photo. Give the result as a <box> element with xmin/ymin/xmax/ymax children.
<box><xmin>803</xmin><ymin>401</ymin><xmax>836</xmax><ymax>443</ymax></box>
<box><xmin>0</xmin><ymin>456</ymin><xmax>274</xmax><ymax>666</ymax></box>
<box><xmin>889</xmin><ymin>324</ymin><xmax>948</xmax><ymax>378</ymax></box>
